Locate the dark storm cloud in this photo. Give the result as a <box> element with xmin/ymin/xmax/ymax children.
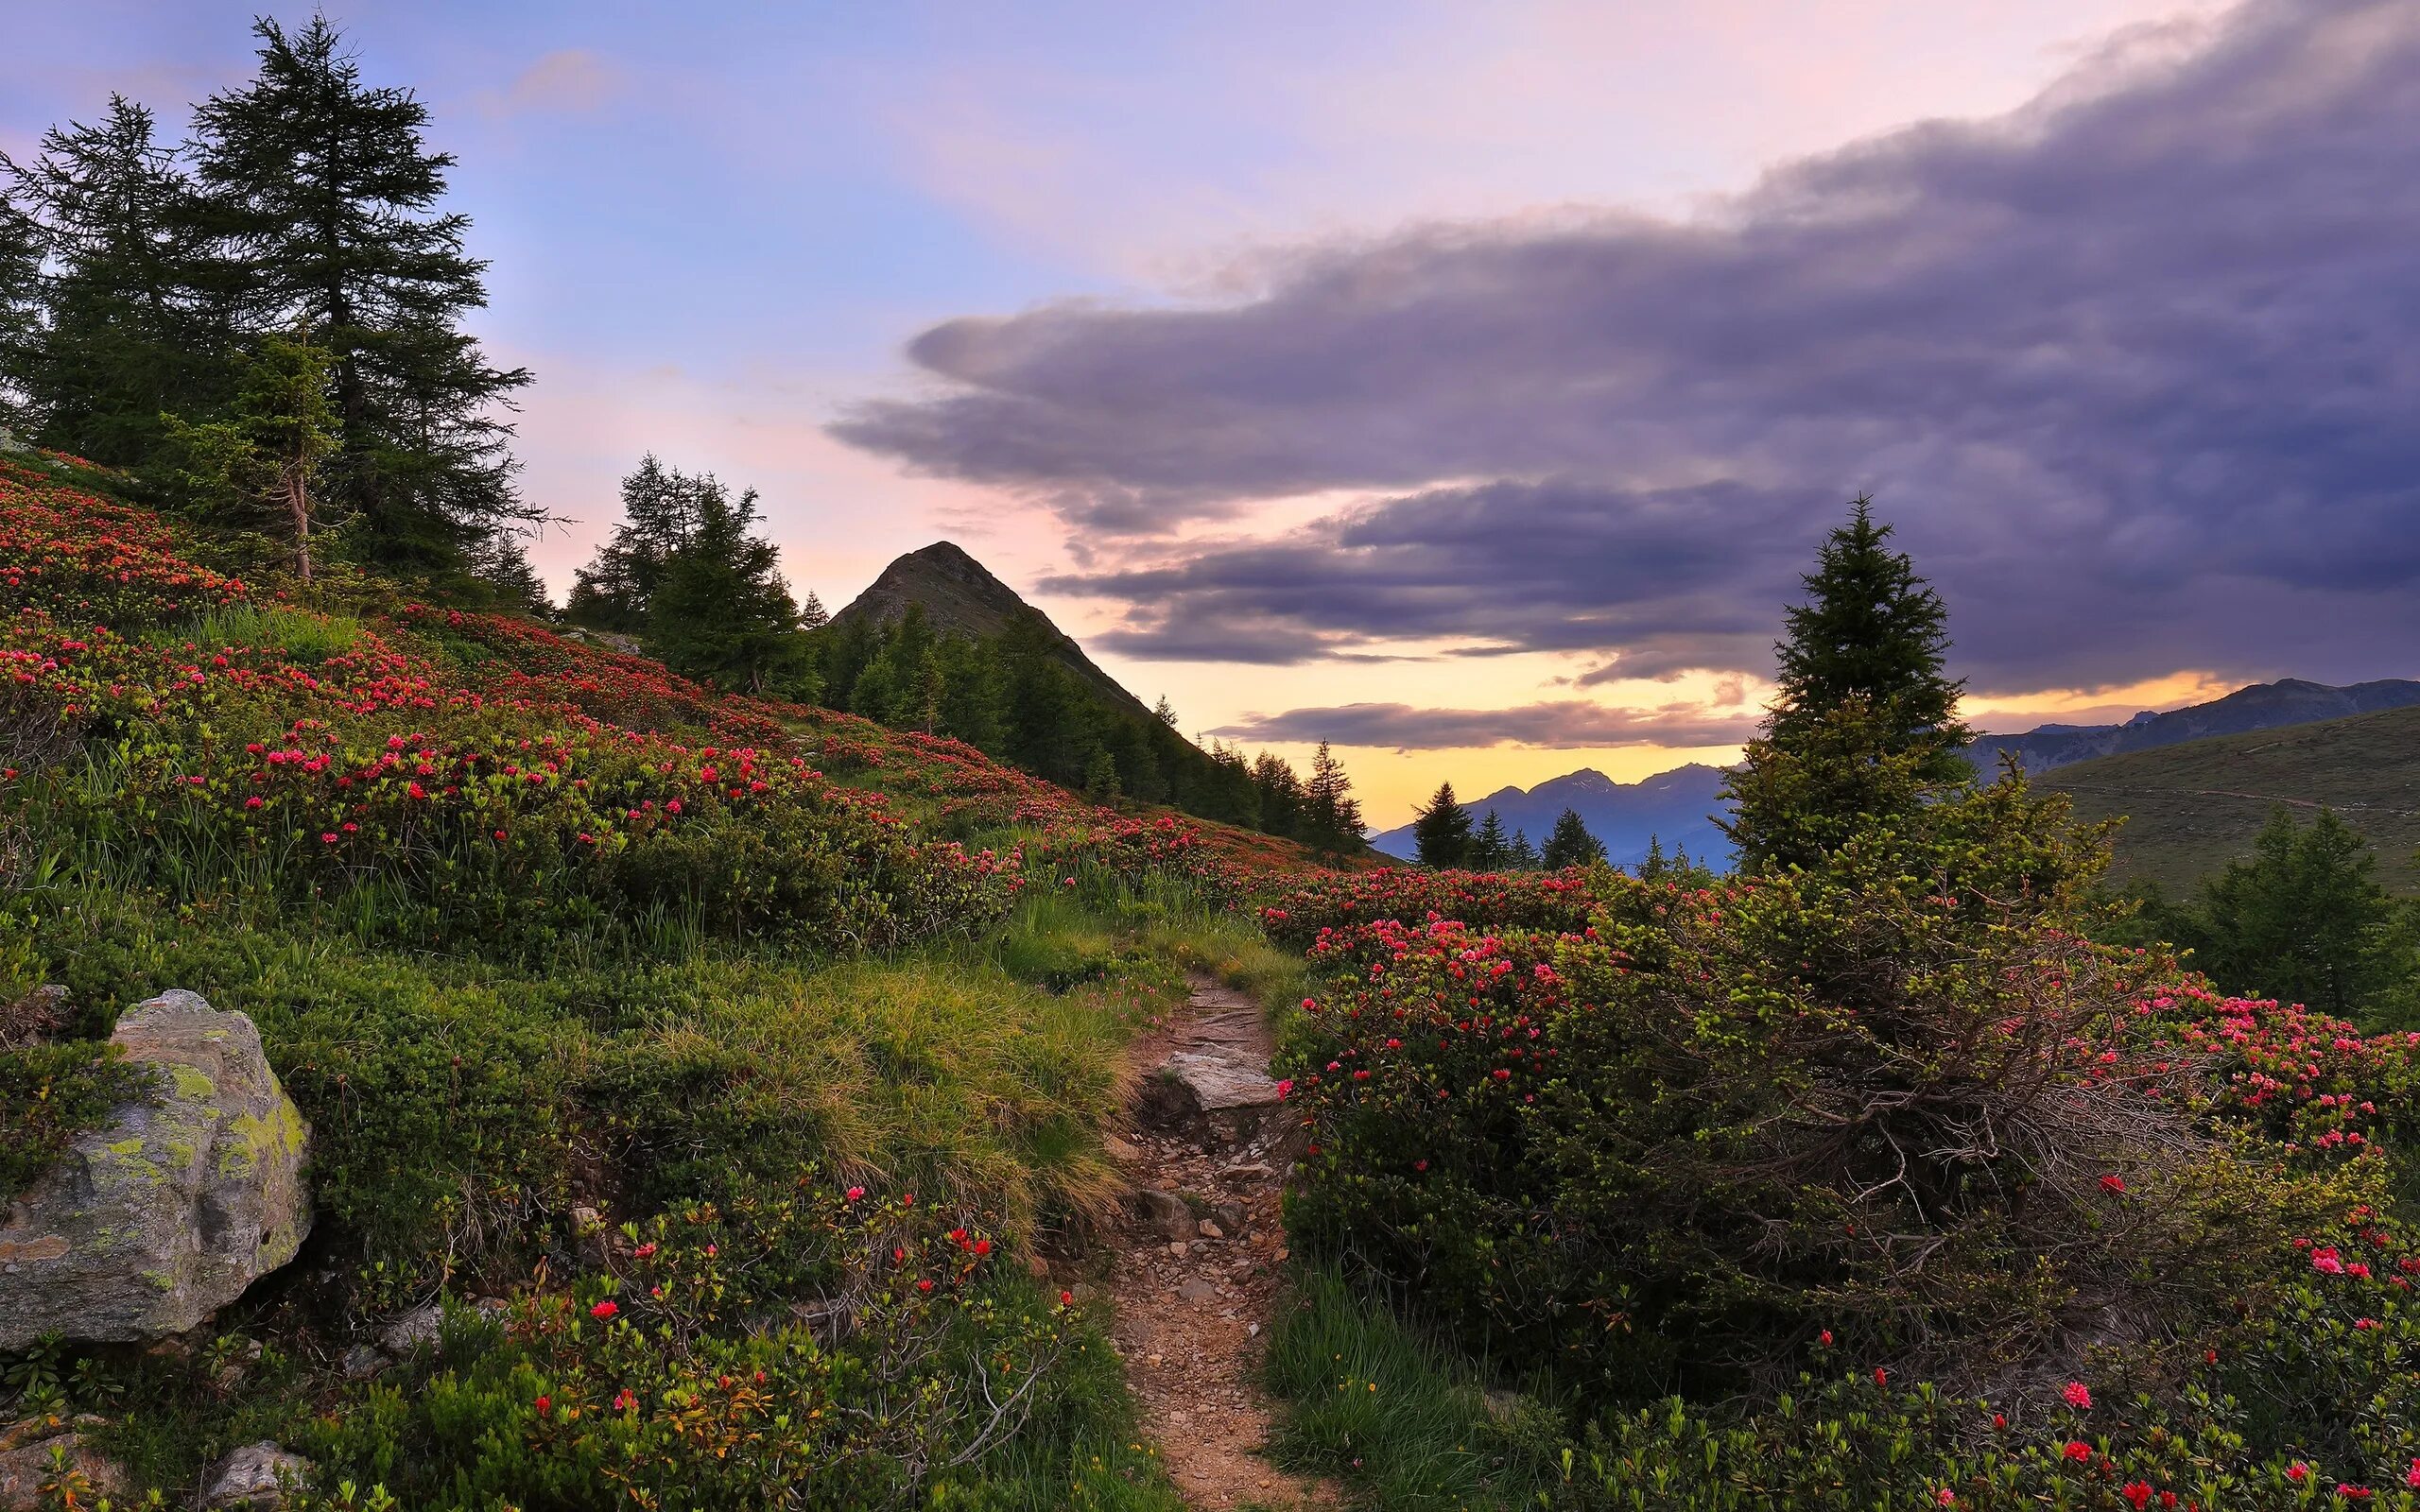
<box><xmin>1207</xmin><ymin>700</ymin><xmax>1760</xmax><ymax>752</ymax></box>
<box><xmin>836</xmin><ymin>0</ymin><xmax>2420</xmax><ymax>689</ymax></box>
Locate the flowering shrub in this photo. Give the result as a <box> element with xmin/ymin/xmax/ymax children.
<box><xmin>1280</xmin><ymin>779</ymin><xmax>2382</xmax><ymax>1411</ymax></box>
<box><xmin>1258</xmin><ymin>866</ymin><xmax>1603</xmax><ymax>950</ymax></box>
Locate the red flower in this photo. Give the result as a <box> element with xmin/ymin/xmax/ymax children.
<box><xmin>2100</xmin><ymin>1174</ymin><xmax>2126</xmax><ymax>1195</ymax></box>
<box><xmin>2121</xmin><ymin>1483</ymin><xmax>2154</xmax><ymax>1511</ymax></box>
<box><xmin>1060</xmin><ymin>1289</ymin><xmax>1074</xmax><ymax>1307</ymax></box>
<box><xmin>917</xmin><ymin>1278</ymin><xmax>935</xmax><ymax>1293</ymax></box>
<box><xmin>590</xmin><ymin>1300</ymin><xmax>618</xmax><ymax>1320</ymax></box>
<box><xmin>845</xmin><ymin>1185</ymin><xmax>866</xmax><ymax>1202</ymax></box>
<box><xmin>2064</xmin><ymin>1442</ymin><xmax>2093</xmax><ymax>1463</ymax></box>
<box><xmin>1874</xmin><ymin>1368</ymin><xmax>1888</xmax><ymax>1386</ymax></box>
<box><xmin>2064</xmin><ymin>1381</ymin><xmax>2093</xmax><ymax>1410</ymax></box>
<box><xmin>535</xmin><ymin>1394</ymin><xmax>551</xmax><ymax>1416</ymax></box>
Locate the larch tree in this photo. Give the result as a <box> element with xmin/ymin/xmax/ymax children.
<box><xmin>192</xmin><ymin>17</ymin><xmax>533</xmax><ymax>576</ymax></box>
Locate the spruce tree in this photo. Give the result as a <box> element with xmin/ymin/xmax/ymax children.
<box><xmin>1411</xmin><ymin>781</ymin><xmax>1474</xmax><ymax>868</ymax></box>
<box><xmin>568</xmin><ymin>455</ymin><xmax>712</xmax><ymax>630</ymax></box>
<box><xmin>798</xmin><ymin>591</ymin><xmax>829</xmax><ymax>630</ymax></box>
<box><xmin>1471</xmin><ymin>809</ymin><xmax>1511</xmax><ymax>869</ymax></box>
<box><xmin>1722</xmin><ymin>498</ymin><xmax>1972</xmax><ymax>872</ymax></box>
<box><xmin>1154</xmin><ymin>695</ymin><xmax>1179</xmax><ymax>728</ymax></box>
<box><xmin>646</xmin><ymin>485</ymin><xmax>802</xmax><ymax>694</ymax></box>
<box><xmin>1542</xmin><ymin>808</ymin><xmax>1607</xmax><ymax>869</ymax></box>
<box><xmin>192</xmin><ymin>17</ymin><xmax>533</xmax><ymax>575</ymax></box>
<box><xmin>475</xmin><ymin>529</ymin><xmax>551</xmax><ymax>614</ymax></box>
<box><xmin>1303</xmin><ymin>741</ymin><xmax>1365</xmax><ymax>852</ymax></box>
<box><xmin>4</xmin><ymin>95</ymin><xmax>223</xmax><ymax>464</ymax></box>
<box><xmin>1509</xmin><ymin>828</ymin><xmax>1541</xmax><ymax>869</ymax></box>
<box><xmin>1253</xmin><ymin>752</ymin><xmax>1305</xmax><ymax>838</ymax></box>
<box><xmin>2190</xmin><ymin>808</ymin><xmax>2408</xmax><ymax>1024</ymax></box>
<box><xmin>1765</xmin><ymin>496</ymin><xmax>1969</xmax><ymax>772</ymax></box>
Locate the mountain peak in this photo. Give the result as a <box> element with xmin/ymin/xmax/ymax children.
<box><xmin>834</xmin><ymin>541</ymin><xmax>1153</xmax><ymax>718</ymax></box>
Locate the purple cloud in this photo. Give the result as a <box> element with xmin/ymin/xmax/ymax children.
<box><xmin>835</xmin><ymin>0</ymin><xmax>2420</xmax><ymax>690</ymax></box>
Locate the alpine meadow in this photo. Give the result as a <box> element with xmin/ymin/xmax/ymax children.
<box><xmin>4</xmin><ymin>5</ymin><xmax>2420</xmax><ymax>1511</ymax></box>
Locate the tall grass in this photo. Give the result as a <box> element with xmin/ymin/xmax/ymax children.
<box><xmin>1262</xmin><ymin>1266</ymin><xmax>1546</xmax><ymax>1510</ymax></box>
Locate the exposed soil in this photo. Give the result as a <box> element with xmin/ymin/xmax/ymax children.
<box><xmin>1092</xmin><ymin>973</ymin><xmax>1333</xmax><ymax>1509</ymax></box>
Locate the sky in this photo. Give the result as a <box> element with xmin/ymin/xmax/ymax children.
<box><xmin>9</xmin><ymin>0</ymin><xmax>2414</xmax><ymax>826</ymax></box>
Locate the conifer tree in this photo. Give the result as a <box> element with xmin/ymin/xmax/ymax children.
<box><xmin>475</xmin><ymin>529</ymin><xmax>550</xmax><ymax>614</ymax></box>
<box><xmin>1154</xmin><ymin>695</ymin><xmax>1179</xmax><ymax>728</ymax></box>
<box><xmin>1082</xmin><ymin>747</ymin><xmax>1121</xmax><ymax>803</ymax></box>
<box><xmin>1411</xmin><ymin>781</ymin><xmax>1474</xmax><ymax>868</ymax></box>
<box><xmin>1765</xmin><ymin>496</ymin><xmax>1969</xmax><ymax>773</ymax></box>
<box><xmin>4</xmin><ymin>95</ymin><xmax>223</xmax><ymax>463</ymax></box>
<box><xmin>158</xmin><ymin>331</ymin><xmax>337</xmax><ymax>579</ymax></box>
<box><xmin>1542</xmin><ymin>808</ymin><xmax>1607</xmax><ymax>869</ymax></box>
<box><xmin>1722</xmin><ymin>498</ymin><xmax>1972</xmax><ymax>872</ymax></box>
<box><xmin>0</xmin><ymin>193</ymin><xmax>42</xmax><ymax>431</ymax></box>
<box><xmin>2189</xmin><ymin>808</ymin><xmax>2408</xmax><ymax>1023</ymax></box>
<box><xmin>192</xmin><ymin>17</ymin><xmax>534</xmax><ymax>574</ymax></box>
<box><xmin>568</xmin><ymin>455</ymin><xmax>712</xmax><ymax>630</ymax></box>
<box><xmin>647</xmin><ymin>485</ymin><xmax>803</xmax><ymax>694</ymax></box>
<box><xmin>798</xmin><ymin>590</ymin><xmax>829</xmax><ymax>630</ymax></box>
<box><xmin>1471</xmin><ymin>809</ymin><xmax>1512</xmax><ymax>869</ymax></box>
<box><xmin>1509</xmin><ymin>828</ymin><xmax>1541</xmax><ymax>869</ymax></box>
<box><xmin>1303</xmin><ymin>741</ymin><xmax>1365</xmax><ymax>852</ymax></box>
<box><xmin>1253</xmin><ymin>752</ymin><xmax>1304</xmax><ymax>838</ymax></box>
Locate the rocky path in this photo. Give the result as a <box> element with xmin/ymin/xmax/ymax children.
<box><xmin>1098</xmin><ymin>972</ymin><xmax>1331</xmax><ymax>1509</ymax></box>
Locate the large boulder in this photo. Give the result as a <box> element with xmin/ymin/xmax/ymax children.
<box><xmin>0</xmin><ymin>1416</ymin><xmax>129</xmax><ymax>1511</ymax></box>
<box><xmin>0</xmin><ymin>990</ymin><xmax>310</xmax><ymax>1349</ymax></box>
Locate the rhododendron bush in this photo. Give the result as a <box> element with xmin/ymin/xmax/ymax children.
<box><xmin>1279</xmin><ymin>776</ymin><xmax>2420</xmax><ymax>1497</ymax></box>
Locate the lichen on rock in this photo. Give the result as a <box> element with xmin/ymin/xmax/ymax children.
<box><xmin>0</xmin><ymin>989</ymin><xmax>311</xmax><ymax>1349</ymax></box>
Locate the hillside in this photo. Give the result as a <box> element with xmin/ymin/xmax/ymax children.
<box><xmin>1972</xmin><ymin>676</ymin><xmax>2420</xmax><ymax>774</ymax></box>
<box><xmin>1372</xmin><ymin>764</ymin><xmax>1731</xmax><ymax>867</ymax></box>
<box><xmin>0</xmin><ymin>452</ymin><xmax>1327</xmax><ymax>1506</ymax></box>
<box><xmin>835</xmin><ymin>540</ymin><xmax>1156</xmax><ymax>720</ymax></box>
<box><xmin>2041</xmin><ymin>700</ymin><xmax>2420</xmax><ymax>894</ymax></box>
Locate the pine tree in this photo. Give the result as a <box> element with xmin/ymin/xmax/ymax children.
<box><xmin>1153</xmin><ymin>695</ymin><xmax>1179</xmax><ymax>728</ymax></box>
<box><xmin>1509</xmin><ymin>828</ymin><xmax>1541</xmax><ymax>869</ymax></box>
<box><xmin>937</xmin><ymin>636</ymin><xmax>1007</xmax><ymax>751</ymax></box>
<box><xmin>1411</xmin><ymin>781</ymin><xmax>1474</xmax><ymax>868</ymax></box>
<box><xmin>4</xmin><ymin>95</ymin><xmax>223</xmax><ymax>464</ymax></box>
<box><xmin>1470</xmin><ymin>809</ymin><xmax>1511</xmax><ymax>869</ymax></box>
<box><xmin>1765</xmin><ymin>496</ymin><xmax>1969</xmax><ymax>771</ymax></box>
<box><xmin>2190</xmin><ymin>808</ymin><xmax>2408</xmax><ymax>1023</ymax></box>
<box><xmin>158</xmin><ymin>331</ymin><xmax>337</xmax><ymax>579</ymax></box>
<box><xmin>646</xmin><ymin>485</ymin><xmax>803</xmax><ymax>694</ymax></box>
<box><xmin>1542</xmin><ymin>808</ymin><xmax>1607</xmax><ymax>869</ymax></box>
<box><xmin>1303</xmin><ymin>741</ymin><xmax>1365</xmax><ymax>852</ymax></box>
<box><xmin>192</xmin><ymin>17</ymin><xmax>534</xmax><ymax>575</ymax></box>
<box><xmin>1252</xmin><ymin>751</ymin><xmax>1303</xmax><ymax>838</ymax></box>
<box><xmin>798</xmin><ymin>590</ymin><xmax>829</xmax><ymax>630</ymax></box>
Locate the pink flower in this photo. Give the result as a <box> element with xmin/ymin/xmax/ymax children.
<box><xmin>1934</xmin><ymin>1491</ymin><xmax>1956</xmax><ymax>1508</ymax></box>
<box><xmin>2064</xmin><ymin>1381</ymin><xmax>2093</xmax><ymax>1410</ymax></box>
<box><xmin>2288</xmin><ymin>1462</ymin><xmax>2308</xmax><ymax>1483</ymax></box>
<box><xmin>845</xmin><ymin>1185</ymin><xmax>866</xmax><ymax>1202</ymax></box>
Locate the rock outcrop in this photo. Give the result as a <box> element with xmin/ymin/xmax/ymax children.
<box><xmin>0</xmin><ymin>990</ymin><xmax>311</xmax><ymax>1349</ymax></box>
<box><xmin>197</xmin><ymin>1441</ymin><xmax>314</xmax><ymax>1509</ymax></box>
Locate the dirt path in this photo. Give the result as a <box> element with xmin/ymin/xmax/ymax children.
<box><xmin>1094</xmin><ymin>972</ymin><xmax>1332</xmax><ymax>1509</ymax></box>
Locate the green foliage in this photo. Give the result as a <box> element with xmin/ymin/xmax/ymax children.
<box><xmin>1411</xmin><ymin>782</ymin><xmax>1473</xmax><ymax>868</ymax></box>
<box><xmin>1539</xmin><ymin>807</ymin><xmax>1605</xmax><ymax>869</ymax></box>
<box><xmin>1730</xmin><ymin>499</ymin><xmax>1973</xmax><ymax>871</ymax></box>
<box><xmin>156</xmin><ymin>332</ymin><xmax>338</xmax><ymax>577</ymax></box>
<box><xmin>191</xmin><ymin>16</ymin><xmax>535</xmax><ymax>575</ymax></box>
<box><xmin>0</xmin><ymin>1039</ymin><xmax>154</xmax><ymax>1203</ymax></box>
<box><xmin>2182</xmin><ymin>807</ymin><xmax>2413</xmax><ymax>1027</ymax></box>
<box><xmin>645</xmin><ymin>481</ymin><xmax>810</xmax><ymax>696</ymax></box>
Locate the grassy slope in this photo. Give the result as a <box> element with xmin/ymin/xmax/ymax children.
<box><xmin>2040</xmin><ymin>702</ymin><xmax>2420</xmax><ymax>895</ymax></box>
<box><xmin>0</xmin><ymin>452</ymin><xmax>1332</xmax><ymax>1506</ymax></box>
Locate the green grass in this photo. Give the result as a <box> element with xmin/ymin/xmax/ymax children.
<box><xmin>145</xmin><ymin>600</ymin><xmax>366</xmax><ymax>662</ymax></box>
<box><xmin>1261</xmin><ymin>1266</ymin><xmax>1546</xmax><ymax>1511</ymax></box>
<box><xmin>2043</xmin><ymin>701</ymin><xmax>2420</xmax><ymax>895</ymax></box>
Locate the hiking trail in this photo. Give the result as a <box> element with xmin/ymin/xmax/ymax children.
<box><xmin>1095</xmin><ymin>971</ymin><xmax>1333</xmax><ymax>1508</ymax></box>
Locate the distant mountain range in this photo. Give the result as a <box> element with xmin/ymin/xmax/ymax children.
<box><xmin>1370</xmin><ymin>764</ymin><xmax>1731</xmax><ymax>868</ymax></box>
<box><xmin>1370</xmin><ymin>678</ymin><xmax>2420</xmax><ymax>870</ymax></box>
<box><xmin>1969</xmin><ymin>678</ymin><xmax>2420</xmax><ymax>776</ymax></box>
<box><xmin>834</xmin><ymin>541</ymin><xmax>1156</xmax><ymax>720</ymax></box>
